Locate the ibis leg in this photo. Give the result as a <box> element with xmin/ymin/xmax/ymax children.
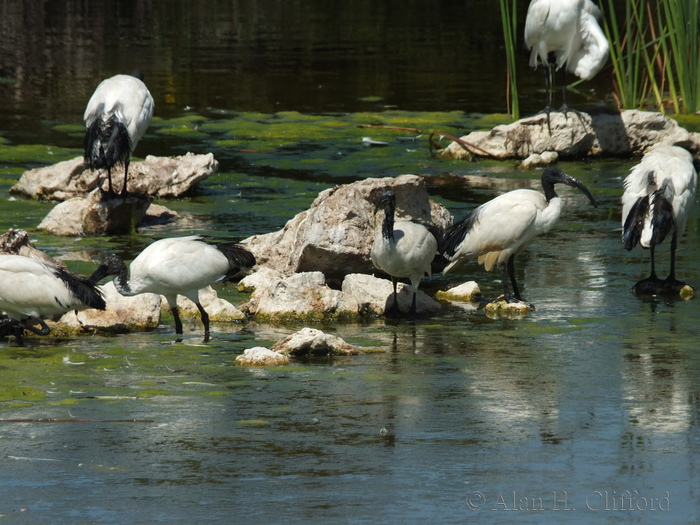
<box><xmin>171</xmin><ymin>306</ymin><xmax>184</xmax><ymax>335</ymax></box>
<box><xmin>195</xmin><ymin>302</ymin><xmax>210</xmax><ymax>340</ymax></box>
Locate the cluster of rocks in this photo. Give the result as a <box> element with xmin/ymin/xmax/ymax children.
<box><xmin>11</xmin><ymin>152</ymin><xmax>218</xmax><ymax>235</ymax></box>
<box><xmin>438</xmin><ymin>109</ymin><xmax>700</xmax><ymax>167</ymax></box>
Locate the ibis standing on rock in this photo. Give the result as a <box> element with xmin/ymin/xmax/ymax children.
<box><xmin>524</xmin><ymin>0</ymin><xmax>609</xmax><ymax>118</ymax></box>
<box><xmin>0</xmin><ymin>255</ymin><xmax>106</xmax><ymax>345</ymax></box>
<box><xmin>84</xmin><ymin>72</ymin><xmax>155</xmax><ymax>195</ymax></box>
<box><xmin>89</xmin><ymin>236</ymin><xmax>256</xmax><ymax>339</ymax></box>
<box><xmin>621</xmin><ymin>145</ymin><xmax>699</xmax><ymax>295</ymax></box>
<box><xmin>370</xmin><ymin>191</ymin><xmax>438</xmax><ymax>317</ymax></box>
<box><xmin>440</xmin><ymin>167</ymin><xmax>597</xmax><ymax>307</ymax></box>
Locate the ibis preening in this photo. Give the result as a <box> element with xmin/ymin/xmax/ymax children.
<box><xmin>524</xmin><ymin>0</ymin><xmax>609</xmax><ymax>117</ymax></box>
<box><xmin>0</xmin><ymin>255</ymin><xmax>106</xmax><ymax>345</ymax></box>
<box><xmin>440</xmin><ymin>167</ymin><xmax>597</xmax><ymax>306</ymax></box>
<box><xmin>84</xmin><ymin>72</ymin><xmax>155</xmax><ymax>195</ymax></box>
<box><xmin>370</xmin><ymin>191</ymin><xmax>438</xmax><ymax>317</ymax></box>
<box><xmin>89</xmin><ymin>236</ymin><xmax>256</xmax><ymax>339</ymax></box>
<box><xmin>621</xmin><ymin>145</ymin><xmax>699</xmax><ymax>295</ymax></box>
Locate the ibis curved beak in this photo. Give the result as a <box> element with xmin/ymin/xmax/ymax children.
<box><xmin>562</xmin><ymin>174</ymin><xmax>598</xmax><ymax>208</ymax></box>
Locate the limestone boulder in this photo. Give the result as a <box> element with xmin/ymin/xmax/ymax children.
<box><xmin>236</xmin><ymin>347</ymin><xmax>290</xmax><ymax>366</ymax></box>
<box><xmin>241</xmin><ymin>269</ymin><xmax>441</xmax><ymax>320</ymax></box>
<box><xmin>56</xmin><ymin>282</ymin><xmax>162</xmax><ymax>334</ymax></box>
<box><xmin>439</xmin><ymin>109</ymin><xmax>700</xmax><ymax>161</ymax></box>
<box><xmin>240</xmin><ymin>174</ymin><xmax>452</xmax><ymax>282</ymax></box>
<box><xmin>270</xmin><ymin>327</ymin><xmax>362</xmax><ymax>357</ymax></box>
<box><xmin>10</xmin><ymin>152</ymin><xmax>218</xmax><ymax>200</ymax></box>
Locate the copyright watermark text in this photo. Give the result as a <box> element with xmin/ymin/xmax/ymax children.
<box><xmin>466</xmin><ymin>490</ymin><xmax>670</xmax><ymax>512</ymax></box>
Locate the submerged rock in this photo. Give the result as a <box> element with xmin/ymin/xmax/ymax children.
<box><xmin>271</xmin><ymin>327</ymin><xmax>363</xmax><ymax>357</ymax></box>
<box><xmin>484</xmin><ymin>298</ymin><xmax>535</xmax><ymax>319</ymax></box>
<box><xmin>11</xmin><ymin>152</ymin><xmax>219</xmax><ymax>200</ymax></box>
<box><xmin>240</xmin><ymin>174</ymin><xmax>451</xmax><ymax>283</ymax></box>
<box><xmin>439</xmin><ymin>109</ymin><xmax>700</xmax><ymax>161</ymax></box>
<box><xmin>236</xmin><ymin>347</ymin><xmax>291</xmax><ymax>366</ymax></box>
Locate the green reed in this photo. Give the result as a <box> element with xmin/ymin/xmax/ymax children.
<box><xmin>499</xmin><ymin>0</ymin><xmax>520</xmax><ymax>119</ymax></box>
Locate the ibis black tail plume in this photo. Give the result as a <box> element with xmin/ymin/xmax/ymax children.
<box><xmin>622</xmin><ymin>196</ymin><xmax>648</xmax><ymax>251</ymax></box>
<box><xmin>84</xmin><ymin>114</ymin><xmax>132</xmax><ymax>172</ymax></box>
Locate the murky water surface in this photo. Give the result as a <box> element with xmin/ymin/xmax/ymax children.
<box><xmin>1</xmin><ymin>2</ymin><xmax>700</xmax><ymax>524</ymax></box>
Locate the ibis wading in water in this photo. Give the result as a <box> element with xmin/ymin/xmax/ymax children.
<box><xmin>440</xmin><ymin>167</ymin><xmax>597</xmax><ymax>307</ymax></box>
<box><xmin>621</xmin><ymin>145</ymin><xmax>699</xmax><ymax>295</ymax></box>
<box><xmin>89</xmin><ymin>236</ymin><xmax>255</xmax><ymax>339</ymax></box>
<box><xmin>0</xmin><ymin>255</ymin><xmax>106</xmax><ymax>345</ymax></box>
<box><xmin>370</xmin><ymin>191</ymin><xmax>438</xmax><ymax>317</ymax></box>
<box><xmin>84</xmin><ymin>72</ymin><xmax>155</xmax><ymax>195</ymax></box>
<box><xmin>524</xmin><ymin>0</ymin><xmax>609</xmax><ymax>118</ymax></box>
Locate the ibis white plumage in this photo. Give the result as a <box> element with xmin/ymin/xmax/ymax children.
<box><xmin>621</xmin><ymin>145</ymin><xmax>699</xmax><ymax>294</ymax></box>
<box><xmin>84</xmin><ymin>72</ymin><xmax>155</xmax><ymax>195</ymax></box>
<box><xmin>370</xmin><ymin>191</ymin><xmax>438</xmax><ymax>317</ymax></box>
<box><xmin>440</xmin><ymin>167</ymin><xmax>597</xmax><ymax>306</ymax></box>
<box><xmin>89</xmin><ymin>236</ymin><xmax>256</xmax><ymax>338</ymax></box>
<box><xmin>0</xmin><ymin>255</ymin><xmax>106</xmax><ymax>345</ymax></box>
<box><xmin>524</xmin><ymin>0</ymin><xmax>609</xmax><ymax>115</ymax></box>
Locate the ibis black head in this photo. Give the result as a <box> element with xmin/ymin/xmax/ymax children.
<box><xmin>541</xmin><ymin>167</ymin><xmax>597</xmax><ymax>208</ymax></box>
<box><xmin>375</xmin><ymin>191</ymin><xmax>397</xmax><ymax>214</ymax></box>
<box><xmin>88</xmin><ymin>254</ymin><xmax>127</xmax><ymax>284</ymax></box>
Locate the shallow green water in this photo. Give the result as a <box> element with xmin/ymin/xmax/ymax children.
<box><xmin>1</xmin><ymin>2</ymin><xmax>700</xmax><ymax>523</ymax></box>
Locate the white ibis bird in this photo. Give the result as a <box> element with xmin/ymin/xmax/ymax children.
<box><xmin>440</xmin><ymin>167</ymin><xmax>597</xmax><ymax>306</ymax></box>
<box><xmin>370</xmin><ymin>191</ymin><xmax>438</xmax><ymax>317</ymax></box>
<box><xmin>524</xmin><ymin>0</ymin><xmax>609</xmax><ymax>117</ymax></box>
<box><xmin>89</xmin><ymin>236</ymin><xmax>256</xmax><ymax>339</ymax></box>
<box><xmin>621</xmin><ymin>145</ymin><xmax>699</xmax><ymax>294</ymax></box>
<box><xmin>84</xmin><ymin>72</ymin><xmax>155</xmax><ymax>195</ymax></box>
<box><xmin>0</xmin><ymin>255</ymin><xmax>106</xmax><ymax>345</ymax></box>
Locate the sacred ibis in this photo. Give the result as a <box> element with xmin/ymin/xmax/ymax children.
<box><xmin>621</xmin><ymin>145</ymin><xmax>700</xmax><ymax>294</ymax></box>
<box><xmin>524</xmin><ymin>0</ymin><xmax>609</xmax><ymax>117</ymax></box>
<box><xmin>440</xmin><ymin>167</ymin><xmax>597</xmax><ymax>306</ymax></box>
<box><xmin>89</xmin><ymin>236</ymin><xmax>256</xmax><ymax>339</ymax></box>
<box><xmin>0</xmin><ymin>255</ymin><xmax>106</xmax><ymax>345</ymax></box>
<box><xmin>84</xmin><ymin>72</ymin><xmax>155</xmax><ymax>195</ymax></box>
<box><xmin>370</xmin><ymin>191</ymin><xmax>439</xmax><ymax>317</ymax></box>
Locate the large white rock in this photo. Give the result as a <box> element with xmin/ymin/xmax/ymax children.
<box><xmin>240</xmin><ymin>174</ymin><xmax>451</xmax><ymax>282</ymax></box>
<box><xmin>11</xmin><ymin>152</ymin><xmax>218</xmax><ymax>200</ymax></box>
<box><xmin>439</xmin><ymin>109</ymin><xmax>700</xmax><ymax>160</ymax></box>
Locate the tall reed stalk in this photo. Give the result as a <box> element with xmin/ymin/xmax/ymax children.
<box><xmin>604</xmin><ymin>0</ymin><xmax>700</xmax><ymax>114</ymax></box>
<box><xmin>499</xmin><ymin>0</ymin><xmax>520</xmax><ymax>119</ymax></box>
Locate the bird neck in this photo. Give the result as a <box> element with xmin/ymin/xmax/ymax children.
<box><xmin>381</xmin><ymin>207</ymin><xmax>395</xmax><ymax>241</ymax></box>
<box><xmin>542</xmin><ymin>181</ymin><xmax>558</xmax><ymax>203</ymax></box>
<box><xmin>112</xmin><ymin>266</ymin><xmax>135</xmax><ymax>297</ymax></box>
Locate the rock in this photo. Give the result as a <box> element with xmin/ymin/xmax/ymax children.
<box><xmin>37</xmin><ymin>190</ymin><xmax>153</xmax><ymax>236</ymax></box>
<box><xmin>484</xmin><ymin>298</ymin><xmax>535</xmax><ymax>319</ymax></box>
<box><xmin>235</xmin><ymin>347</ymin><xmax>291</xmax><ymax>366</ymax></box>
<box><xmin>270</xmin><ymin>327</ymin><xmax>362</xmax><ymax>357</ymax></box>
<box><xmin>10</xmin><ymin>152</ymin><xmax>218</xmax><ymax>201</ymax></box>
<box><xmin>341</xmin><ymin>273</ymin><xmax>441</xmax><ymax>316</ymax></box>
<box><xmin>435</xmin><ymin>281</ymin><xmax>482</xmax><ymax>302</ymax></box>
<box><xmin>243</xmin><ymin>271</ymin><xmax>356</xmax><ymax>321</ymax></box>
<box><xmin>56</xmin><ymin>282</ymin><xmax>162</xmax><ymax>333</ymax></box>
<box><xmin>520</xmin><ymin>151</ymin><xmax>559</xmax><ymax>168</ymax></box>
<box><xmin>240</xmin><ymin>174</ymin><xmax>452</xmax><ymax>283</ymax></box>
<box><xmin>439</xmin><ymin>109</ymin><xmax>700</xmax><ymax>161</ymax></box>
<box><xmin>238</xmin><ymin>266</ymin><xmax>285</xmax><ymax>293</ymax></box>
<box><xmin>241</xmin><ymin>269</ymin><xmax>441</xmax><ymax>320</ymax></box>
<box><xmin>166</xmin><ymin>286</ymin><xmax>246</xmax><ymax>322</ymax></box>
